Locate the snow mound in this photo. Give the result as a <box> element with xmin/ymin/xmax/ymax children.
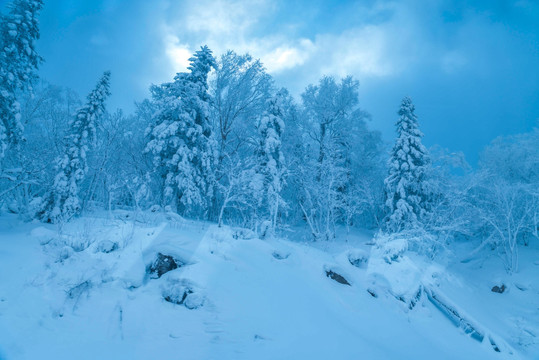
<box><xmin>162</xmin><ymin>278</ymin><xmax>205</xmax><ymax>309</ymax></box>
<box><xmin>347</xmin><ymin>248</ymin><xmax>368</xmax><ymax>268</ymax></box>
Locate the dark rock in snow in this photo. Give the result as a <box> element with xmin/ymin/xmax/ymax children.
<box><xmin>272</xmin><ymin>251</ymin><xmax>289</xmax><ymax>260</ymax></box>
<box><xmin>148</xmin><ymin>253</ymin><xmax>181</xmax><ymax>278</ymax></box>
<box><xmin>491</xmin><ymin>284</ymin><xmax>506</xmax><ymax>293</ymax></box>
<box><xmin>326</xmin><ymin>270</ymin><xmax>351</xmax><ymax>286</ymax></box>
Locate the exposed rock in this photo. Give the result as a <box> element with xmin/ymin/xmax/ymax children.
<box><xmin>326</xmin><ymin>270</ymin><xmax>351</xmax><ymax>286</ymax></box>
<box><xmin>147</xmin><ymin>253</ymin><xmax>180</xmax><ymax>278</ymax></box>
<box><xmin>491</xmin><ymin>284</ymin><xmax>506</xmax><ymax>293</ymax></box>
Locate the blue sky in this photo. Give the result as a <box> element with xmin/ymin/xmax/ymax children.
<box><xmin>5</xmin><ymin>0</ymin><xmax>539</xmax><ymax>164</ymax></box>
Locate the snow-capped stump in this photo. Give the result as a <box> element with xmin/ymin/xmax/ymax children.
<box><xmin>326</xmin><ymin>269</ymin><xmax>351</xmax><ymax>286</ymax></box>
<box><xmin>348</xmin><ymin>249</ymin><xmax>368</xmax><ymax>268</ymax></box>
<box><xmin>147</xmin><ymin>253</ymin><xmax>181</xmax><ymax>278</ymax></box>
<box><xmin>97</xmin><ymin>240</ymin><xmax>119</xmax><ymax>254</ymax></box>
<box><xmin>162</xmin><ymin>279</ymin><xmax>204</xmax><ymax>309</ymax></box>
<box><xmin>491</xmin><ymin>284</ymin><xmax>506</xmax><ymax>293</ymax></box>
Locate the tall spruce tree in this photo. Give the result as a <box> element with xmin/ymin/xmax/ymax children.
<box><xmin>253</xmin><ymin>89</ymin><xmax>287</xmax><ymax>234</ymax></box>
<box><xmin>38</xmin><ymin>72</ymin><xmax>111</xmax><ymax>223</ymax></box>
<box><xmin>384</xmin><ymin>96</ymin><xmax>431</xmax><ymax>232</ymax></box>
<box><xmin>0</xmin><ymin>0</ymin><xmax>43</xmax><ymax>159</ymax></box>
<box><xmin>146</xmin><ymin>46</ymin><xmax>216</xmax><ymax>215</ymax></box>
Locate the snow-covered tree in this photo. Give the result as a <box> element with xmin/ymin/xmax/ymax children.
<box><xmin>384</xmin><ymin>96</ymin><xmax>431</xmax><ymax>232</ymax></box>
<box><xmin>210</xmin><ymin>51</ymin><xmax>272</xmax><ymax>166</ymax></box>
<box><xmin>295</xmin><ymin>76</ymin><xmax>364</xmax><ymax>240</ymax></box>
<box><xmin>146</xmin><ymin>46</ymin><xmax>216</xmax><ymax>215</ymax></box>
<box><xmin>38</xmin><ymin>71</ymin><xmax>111</xmax><ymax>223</ymax></box>
<box><xmin>0</xmin><ymin>0</ymin><xmax>43</xmax><ymax>159</ymax></box>
<box><xmin>253</xmin><ymin>89</ymin><xmax>287</xmax><ymax>234</ymax></box>
<box><xmin>468</xmin><ymin>173</ymin><xmax>532</xmax><ymax>273</ymax></box>
<box><xmin>0</xmin><ymin>81</ymin><xmax>80</xmax><ymax>216</ymax></box>
<box><xmin>462</xmin><ymin>128</ymin><xmax>539</xmax><ymax>272</ymax></box>
<box><xmin>208</xmin><ymin>51</ymin><xmax>273</xmax><ymax>219</ymax></box>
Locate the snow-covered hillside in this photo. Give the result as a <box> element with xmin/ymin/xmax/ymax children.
<box><xmin>0</xmin><ymin>211</ymin><xmax>537</xmax><ymax>360</ymax></box>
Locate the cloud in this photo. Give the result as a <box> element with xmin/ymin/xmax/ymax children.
<box><xmin>261</xmin><ymin>39</ymin><xmax>315</xmax><ymax>73</ymax></box>
<box><xmin>313</xmin><ymin>26</ymin><xmax>398</xmax><ymax>78</ymax></box>
<box><xmin>163</xmin><ymin>32</ymin><xmax>192</xmax><ymax>73</ymax></box>
<box><xmin>183</xmin><ymin>0</ymin><xmax>269</xmax><ymax>36</ymax></box>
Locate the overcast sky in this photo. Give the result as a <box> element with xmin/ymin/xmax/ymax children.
<box><xmin>6</xmin><ymin>0</ymin><xmax>539</xmax><ymax>164</ymax></box>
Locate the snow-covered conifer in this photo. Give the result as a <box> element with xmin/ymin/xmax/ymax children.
<box><xmin>253</xmin><ymin>89</ymin><xmax>287</xmax><ymax>233</ymax></box>
<box><xmin>384</xmin><ymin>96</ymin><xmax>431</xmax><ymax>232</ymax></box>
<box><xmin>0</xmin><ymin>0</ymin><xmax>43</xmax><ymax>158</ymax></box>
<box><xmin>146</xmin><ymin>46</ymin><xmax>216</xmax><ymax>215</ymax></box>
<box><xmin>38</xmin><ymin>72</ymin><xmax>111</xmax><ymax>222</ymax></box>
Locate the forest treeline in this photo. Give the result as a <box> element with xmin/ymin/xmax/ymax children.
<box><xmin>1</xmin><ymin>0</ymin><xmax>538</xmax><ymax>273</ymax></box>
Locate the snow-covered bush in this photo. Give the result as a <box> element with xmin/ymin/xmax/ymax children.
<box><xmin>375</xmin><ymin>227</ymin><xmax>442</xmax><ymax>260</ymax></box>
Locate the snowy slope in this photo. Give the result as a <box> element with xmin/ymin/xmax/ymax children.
<box><xmin>0</xmin><ymin>212</ymin><xmax>537</xmax><ymax>359</ymax></box>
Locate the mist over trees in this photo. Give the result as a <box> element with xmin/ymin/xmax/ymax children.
<box><xmin>1</xmin><ymin>0</ymin><xmax>538</xmax><ymax>274</ymax></box>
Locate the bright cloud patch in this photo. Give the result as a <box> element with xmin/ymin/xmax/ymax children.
<box><xmin>163</xmin><ymin>33</ymin><xmax>191</xmax><ymax>73</ymax></box>
<box><xmin>259</xmin><ymin>39</ymin><xmax>314</xmax><ymax>73</ymax></box>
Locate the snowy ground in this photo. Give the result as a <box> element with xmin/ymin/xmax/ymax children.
<box><xmin>0</xmin><ymin>211</ymin><xmax>538</xmax><ymax>359</ymax></box>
